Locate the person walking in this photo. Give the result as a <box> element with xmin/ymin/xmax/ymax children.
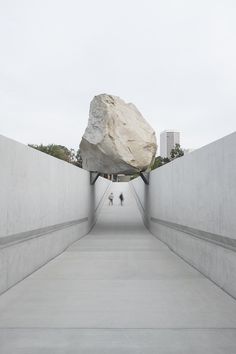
<box><xmin>119</xmin><ymin>192</ymin><xmax>124</xmax><ymax>206</ymax></box>
<box><xmin>108</xmin><ymin>192</ymin><xmax>114</xmax><ymax>206</ymax></box>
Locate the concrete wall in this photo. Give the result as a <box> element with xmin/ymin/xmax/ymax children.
<box><xmin>130</xmin><ymin>132</ymin><xmax>236</xmax><ymax>298</ymax></box>
<box><xmin>0</xmin><ymin>135</ymin><xmax>111</xmax><ymax>294</ymax></box>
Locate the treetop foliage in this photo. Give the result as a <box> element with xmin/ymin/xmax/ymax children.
<box><xmin>28</xmin><ymin>144</ymin><xmax>82</xmax><ymax>168</ymax></box>
<box><xmin>151</xmin><ymin>143</ymin><xmax>184</xmax><ymax>170</ymax></box>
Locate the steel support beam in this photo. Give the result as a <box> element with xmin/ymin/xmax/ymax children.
<box><xmin>90</xmin><ymin>172</ymin><xmax>100</xmax><ymax>185</ymax></box>
<box><xmin>140</xmin><ymin>172</ymin><xmax>150</xmax><ymax>185</ymax></box>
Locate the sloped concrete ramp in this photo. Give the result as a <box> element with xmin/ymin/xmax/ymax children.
<box><xmin>0</xmin><ymin>183</ymin><xmax>236</xmax><ymax>353</ymax></box>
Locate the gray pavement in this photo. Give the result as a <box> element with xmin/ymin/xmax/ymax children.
<box><xmin>1</xmin><ymin>182</ymin><xmax>236</xmax><ymax>353</ymax></box>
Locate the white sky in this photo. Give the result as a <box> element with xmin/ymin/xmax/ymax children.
<box><xmin>0</xmin><ymin>0</ymin><xmax>235</xmax><ymax>153</ymax></box>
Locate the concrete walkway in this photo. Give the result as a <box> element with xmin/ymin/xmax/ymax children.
<box><xmin>1</xmin><ymin>182</ymin><xmax>236</xmax><ymax>353</ymax></box>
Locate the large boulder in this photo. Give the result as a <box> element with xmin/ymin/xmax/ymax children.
<box><xmin>80</xmin><ymin>94</ymin><xmax>157</xmax><ymax>174</ymax></box>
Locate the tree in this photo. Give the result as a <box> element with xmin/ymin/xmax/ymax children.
<box><xmin>151</xmin><ymin>156</ymin><xmax>170</xmax><ymax>170</ymax></box>
<box><xmin>74</xmin><ymin>149</ymin><xmax>83</xmax><ymax>168</ymax></box>
<box><xmin>28</xmin><ymin>144</ymin><xmax>83</xmax><ymax>167</ymax></box>
<box><xmin>151</xmin><ymin>144</ymin><xmax>184</xmax><ymax>171</ymax></box>
<box><xmin>151</xmin><ymin>156</ymin><xmax>163</xmax><ymax>170</ymax></box>
<box><xmin>170</xmin><ymin>143</ymin><xmax>184</xmax><ymax>160</ymax></box>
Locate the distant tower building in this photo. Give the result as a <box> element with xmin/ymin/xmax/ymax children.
<box><xmin>160</xmin><ymin>130</ymin><xmax>180</xmax><ymax>158</ymax></box>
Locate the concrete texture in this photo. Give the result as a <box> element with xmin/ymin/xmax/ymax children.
<box><xmin>131</xmin><ymin>132</ymin><xmax>236</xmax><ymax>298</ymax></box>
<box><xmin>0</xmin><ymin>183</ymin><xmax>236</xmax><ymax>353</ymax></box>
<box><xmin>0</xmin><ymin>135</ymin><xmax>111</xmax><ymax>293</ymax></box>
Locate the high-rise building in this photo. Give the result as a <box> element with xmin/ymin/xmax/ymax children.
<box><xmin>160</xmin><ymin>130</ymin><xmax>180</xmax><ymax>158</ymax></box>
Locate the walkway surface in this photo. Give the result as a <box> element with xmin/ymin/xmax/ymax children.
<box><xmin>1</xmin><ymin>183</ymin><xmax>236</xmax><ymax>353</ymax></box>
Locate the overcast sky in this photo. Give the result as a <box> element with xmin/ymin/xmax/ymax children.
<box><xmin>0</xmin><ymin>0</ymin><xmax>235</xmax><ymax>153</ymax></box>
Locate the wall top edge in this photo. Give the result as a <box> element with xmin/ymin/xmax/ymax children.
<box><xmin>150</xmin><ymin>130</ymin><xmax>236</xmax><ymax>175</ymax></box>
<box><xmin>0</xmin><ymin>134</ymin><xmax>89</xmax><ymax>175</ymax></box>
